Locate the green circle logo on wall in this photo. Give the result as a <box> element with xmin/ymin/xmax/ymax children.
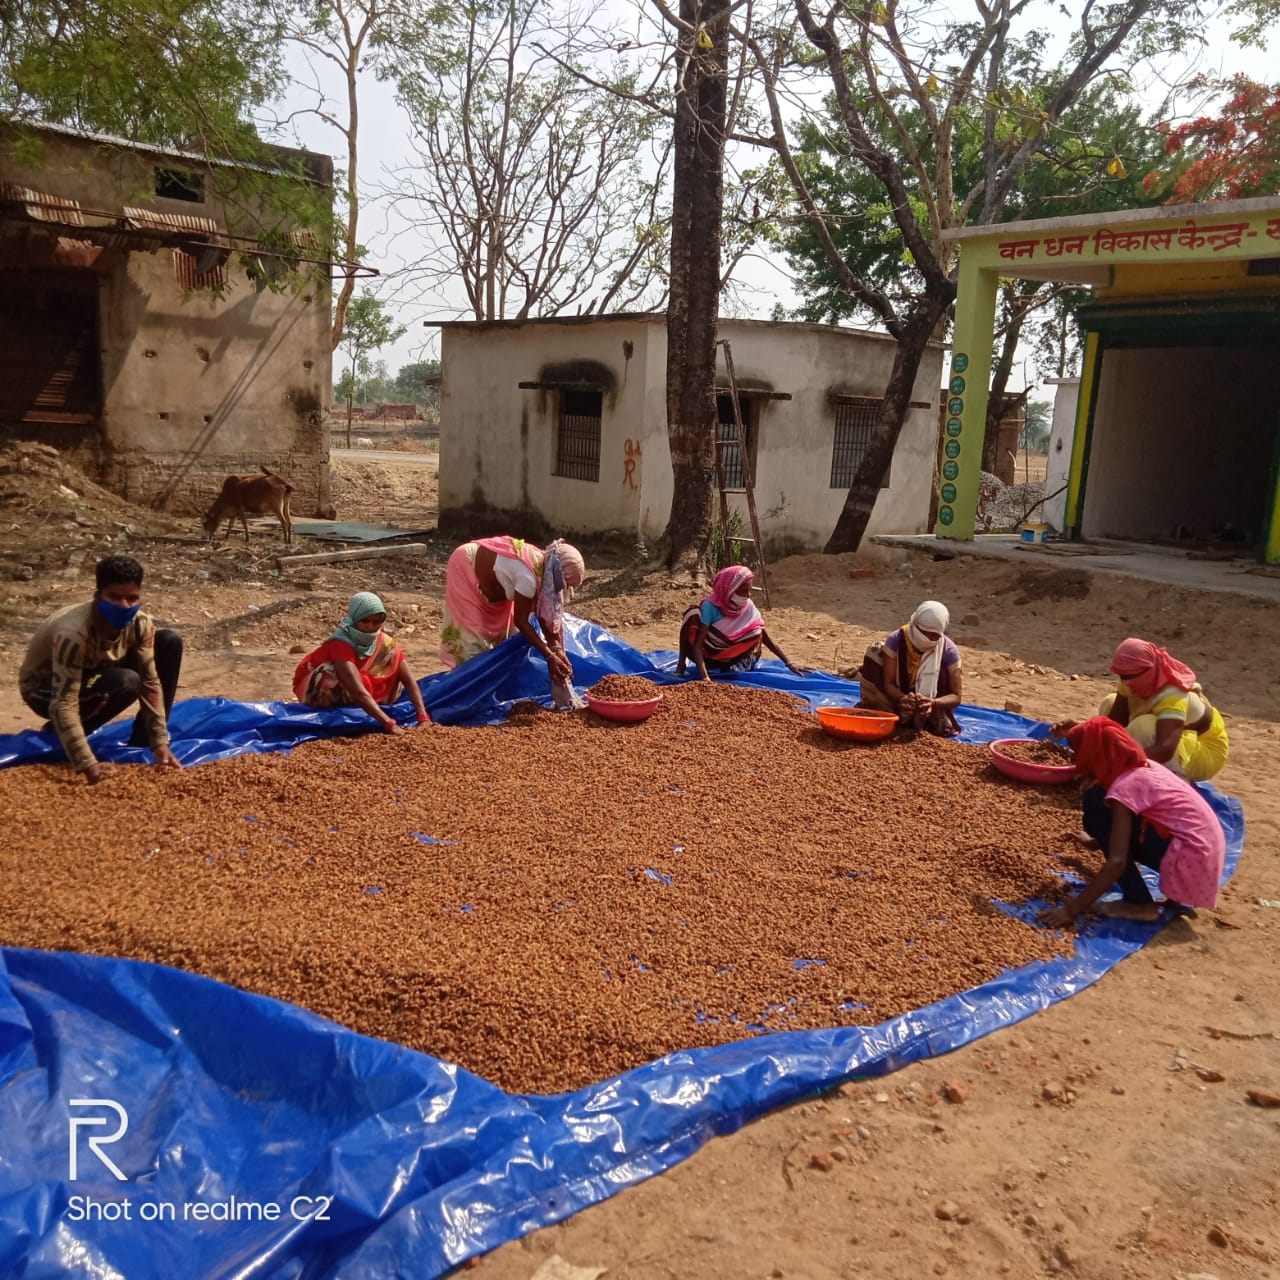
<box><xmin>952</xmin><ymin>353</ymin><xmax>969</xmax><ymax>373</ymax></box>
<box><xmin>948</xmin><ymin>397</ymin><xmax>964</xmax><ymax>416</ymax></box>
<box><xmin>942</xmin><ymin>460</ymin><xmax>959</xmax><ymax>480</ymax></box>
<box><xmin>944</xmin><ymin>439</ymin><xmax>961</xmax><ymax>459</ymax></box>
<box><xmin>946</xmin><ymin>418</ymin><xmax>963</xmax><ymax>437</ymax></box>
<box><xmin>938</xmin><ymin>505</ymin><xmax>955</xmax><ymax>525</ymax></box>
<box><xmin>949</xmin><ymin>375</ymin><xmax>966</xmax><ymax>395</ymax></box>
<box><xmin>941</xmin><ymin>482</ymin><xmax>957</xmax><ymax>503</ymax></box>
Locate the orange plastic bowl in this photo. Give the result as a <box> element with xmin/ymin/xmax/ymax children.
<box><xmin>816</xmin><ymin>706</ymin><xmax>898</xmax><ymax>741</ymax></box>
<box><xmin>989</xmin><ymin>738</ymin><xmax>1079</xmax><ymax>785</ymax></box>
<box><xmin>584</xmin><ymin>692</ymin><xmax>663</xmax><ymax>723</ymax></box>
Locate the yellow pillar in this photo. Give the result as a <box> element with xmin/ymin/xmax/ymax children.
<box><xmin>1064</xmin><ymin>331</ymin><xmax>1100</xmax><ymax>533</ymax></box>
<box><xmin>937</xmin><ymin>258</ymin><xmax>998</xmax><ymax>540</ymax></box>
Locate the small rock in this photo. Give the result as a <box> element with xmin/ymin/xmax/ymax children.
<box><xmin>874</xmin><ymin>1091</ymin><xmax>890</xmax><ymax>1104</ymax></box>
<box><xmin>13</xmin><ymin>565</ymin><xmax>34</xmax><ymax>582</ymax></box>
<box><xmin>1003</xmin><ymin>699</ymin><xmax>1023</xmax><ymax>714</ymax></box>
<box><xmin>830</xmin><ymin>1147</ymin><xmax>848</xmax><ymax>1162</ymax></box>
<box><xmin>1111</xmin><ymin>1086</ymin><xmax>1125</xmax><ymax>1096</ymax></box>
<box><xmin>940</xmin><ymin>1080</ymin><xmax>967</xmax><ymax>1104</ymax></box>
<box><xmin>1207</xmin><ymin>1225</ymin><xmax>1229</xmax><ymax>1248</ymax></box>
<box><xmin>289</xmin><ymin>643</ymin><xmax>308</xmax><ymax>655</ymax></box>
<box><xmin>856</xmin><ymin>1126</ymin><xmax>871</xmax><ymax>1141</ymax></box>
<box><xmin>1196</xmin><ymin>1069</ymin><xmax>1225</xmax><ymax>1084</ymax></box>
<box><xmin>1041</xmin><ymin>1082</ymin><xmax>1070</xmax><ymax>1103</ymax></box>
<box><xmin>935</xmin><ymin>1199</ymin><xmax>961</xmax><ymax>1221</ymax></box>
<box><xmin>810</xmin><ymin>1151</ymin><xmax>834</xmax><ymax>1171</ymax></box>
<box><xmin>1246</xmin><ymin>1088</ymin><xmax>1280</xmax><ymax>1108</ymax></box>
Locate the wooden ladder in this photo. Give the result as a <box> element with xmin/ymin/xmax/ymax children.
<box><xmin>713</xmin><ymin>338</ymin><xmax>771</xmax><ymax>609</ymax></box>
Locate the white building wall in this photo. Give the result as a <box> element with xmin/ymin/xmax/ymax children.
<box><xmin>439</xmin><ymin>316</ymin><xmax>943</xmax><ymax>551</ymax></box>
<box><xmin>439</xmin><ymin>317</ymin><xmax>652</xmax><ymax>536</ymax></box>
<box><xmin>714</xmin><ymin>320</ymin><xmax>943</xmax><ymax>554</ymax></box>
<box><xmin>1042</xmin><ymin>377</ymin><xmax>1079</xmax><ymax>532</ymax></box>
<box><xmin>1082</xmin><ymin>346</ymin><xmax>1274</xmax><ymax>542</ymax></box>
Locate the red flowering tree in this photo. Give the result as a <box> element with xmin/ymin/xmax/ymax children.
<box><xmin>1146</xmin><ymin>75</ymin><xmax>1280</xmax><ymax>202</ymax></box>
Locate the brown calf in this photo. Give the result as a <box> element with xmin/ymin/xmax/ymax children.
<box><xmin>202</xmin><ymin>467</ymin><xmax>294</xmax><ymax>543</ymax></box>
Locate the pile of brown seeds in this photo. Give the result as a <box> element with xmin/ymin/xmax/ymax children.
<box><xmin>585</xmin><ymin>674</ymin><xmax>664</xmax><ymax>701</ymax></box>
<box><xmin>0</xmin><ymin>683</ymin><xmax>1089</xmax><ymax>1093</ymax></box>
<box><xmin>998</xmin><ymin>739</ymin><xmax>1076</xmax><ymax>766</ymax></box>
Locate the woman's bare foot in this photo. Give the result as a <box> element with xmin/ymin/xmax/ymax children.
<box><xmin>1095</xmin><ymin>900</ymin><xmax>1161</xmax><ymax>923</ymax></box>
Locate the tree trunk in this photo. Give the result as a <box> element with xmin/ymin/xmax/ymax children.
<box><xmin>981</xmin><ymin>311</ymin><xmax>1023</xmax><ymax>474</ymax></box>
<box><xmin>659</xmin><ymin>0</ymin><xmax>729</xmax><ymax>573</ymax></box>
<box><xmin>824</xmin><ymin>297</ymin><xmax>951</xmax><ymax>553</ymax></box>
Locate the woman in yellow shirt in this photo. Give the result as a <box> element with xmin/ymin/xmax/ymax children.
<box><xmin>1101</xmin><ymin>638</ymin><xmax>1228</xmax><ymax>783</ymax></box>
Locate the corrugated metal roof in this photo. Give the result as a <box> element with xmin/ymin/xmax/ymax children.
<box><xmin>0</xmin><ymin>183</ymin><xmax>86</xmax><ymax>226</ymax></box>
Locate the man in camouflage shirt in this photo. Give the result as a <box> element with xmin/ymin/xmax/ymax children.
<box><xmin>19</xmin><ymin>555</ymin><xmax>184</xmax><ymax>783</ymax></box>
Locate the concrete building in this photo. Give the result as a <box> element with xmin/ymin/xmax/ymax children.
<box><xmin>938</xmin><ymin>196</ymin><xmax>1280</xmax><ymax>563</ymax></box>
<box><xmin>437</xmin><ymin>315</ymin><xmax>944</xmax><ymax>554</ymax></box>
<box><xmin>0</xmin><ymin>123</ymin><xmax>334</xmax><ymax>514</ymax></box>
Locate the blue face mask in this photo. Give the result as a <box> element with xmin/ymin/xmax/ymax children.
<box><xmin>97</xmin><ymin>597</ymin><xmax>142</xmax><ymax>630</ymax></box>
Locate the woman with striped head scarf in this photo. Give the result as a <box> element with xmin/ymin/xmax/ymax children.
<box><xmin>676</xmin><ymin>565</ymin><xmax>806</xmax><ymax>681</ymax></box>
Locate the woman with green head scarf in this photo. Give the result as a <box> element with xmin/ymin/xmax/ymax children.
<box><xmin>293</xmin><ymin>591</ymin><xmax>429</xmax><ymax>734</ymax></box>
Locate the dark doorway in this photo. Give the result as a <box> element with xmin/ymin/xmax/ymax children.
<box><xmin>0</xmin><ymin>270</ymin><xmax>102</xmax><ymax>424</ymax></box>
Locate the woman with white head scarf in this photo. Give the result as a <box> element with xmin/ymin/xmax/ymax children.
<box><xmin>857</xmin><ymin>599</ymin><xmax>963</xmax><ymax>736</ymax></box>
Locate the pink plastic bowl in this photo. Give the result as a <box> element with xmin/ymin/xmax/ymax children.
<box><xmin>584</xmin><ymin>692</ymin><xmax>664</xmax><ymax>722</ymax></box>
<box><xmin>989</xmin><ymin>738</ymin><xmax>1079</xmax><ymax>785</ymax></box>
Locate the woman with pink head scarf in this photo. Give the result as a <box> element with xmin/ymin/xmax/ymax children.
<box><xmin>676</xmin><ymin>565</ymin><xmax>805</xmax><ymax>681</ymax></box>
<box><xmin>1100</xmin><ymin>637</ymin><xmax>1228</xmax><ymax>782</ymax></box>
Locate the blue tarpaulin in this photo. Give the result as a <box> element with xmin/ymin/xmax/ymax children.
<box><xmin>0</xmin><ymin>619</ymin><xmax>1245</xmax><ymax>1278</ymax></box>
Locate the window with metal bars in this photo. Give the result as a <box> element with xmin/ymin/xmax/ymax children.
<box><xmin>830</xmin><ymin>397</ymin><xmax>890</xmax><ymax>489</ymax></box>
<box><xmin>715</xmin><ymin>393</ymin><xmax>754</xmax><ymax>489</ymax></box>
<box><xmin>555</xmin><ymin>389</ymin><xmax>602</xmax><ymax>481</ymax></box>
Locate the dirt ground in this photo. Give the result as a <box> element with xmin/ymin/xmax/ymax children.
<box><xmin>2</xmin><ymin>443</ymin><xmax>1278</xmax><ymax>1280</ymax></box>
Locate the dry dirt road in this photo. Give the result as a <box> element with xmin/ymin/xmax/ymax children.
<box><xmin>1</xmin><ymin>445</ymin><xmax>1277</xmax><ymax>1280</ymax></box>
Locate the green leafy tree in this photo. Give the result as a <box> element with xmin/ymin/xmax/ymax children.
<box><xmin>337</xmin><ymin>293</ymin><xmax>406</xmax><ymax>445</ymax></box>
<box><xmin>1</xmin><ymin>0</ymin><xmax>282</xmax><ymax>152</ymax></box>
<box><xmin>780</xmin><ymin>79</ymin><xmax>1168</xmax><ymax>470</ymax></box>
<box><xmin>390</xmin><ymin>359</ymin><xmax>441</xmax><ymax>404</ymax></box>
<box><xmin>1020</xmin><ymin>399</ymin><xmax>1052</xmax><ymax>452</ymax></box>
<box><xmin>742</xmin><ymin>0</ymin><xmax>1203</xmax><ymax>551</ymax></box>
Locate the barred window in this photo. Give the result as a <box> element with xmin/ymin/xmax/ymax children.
<box><xmin>831</xmin><ymin>397</ymin><xmax>890</xmax><ymax>489</ymax></box>
<box><xmin>715</xmin><ymin>392</ymin><xmax>754</xmax><ymax>488</ymax></box>
<box><xmin>555</xmin><ymin>389</ymin><xmax>602</xmax><ymax>482</ymax></box>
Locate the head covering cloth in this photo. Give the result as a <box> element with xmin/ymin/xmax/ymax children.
<box><xmin>1067</xmin><ymin>715</ymin><xmax>1148</xmax><ymax>789</ymax></box>
<box><xmin>706</xmin><ymin>565</ymin><xmax>763</xmax><ymax>641</ymax></box>
<box><xmin>330</xmin><ymin>591</ymin><xmax>386</xmax><ymax>659</ymax></box>
<box><xmin>1109</xmin><ymin>637</ymin><xmax>1196</xmax><ymax>700</ymax></box>
<box><xmin>904</xmin><ymin>599</ymin><xmax>950</xmax><ymax>699</ymax></box>
<box><xmin>535</xmin><ymin>539</ymin><xmax>586</xmax><ymax>635</ymax></box>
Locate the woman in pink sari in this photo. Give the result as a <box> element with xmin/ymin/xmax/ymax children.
<box><xmin>439</xmin><ymin>535</ymin><xmax>586</xmax><ymax>704</ymax></box>
<box><xmin>676</xmin><ymin>565</ymin><xmax>805</xmax><ymax>681</ymax></box>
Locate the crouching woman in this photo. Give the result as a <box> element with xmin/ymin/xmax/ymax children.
<box><xmin>1039</xmin><ymin>717</ymin><xmax>1225</xmax><ymax>928</ymax></box>
<box><xmin>294</xmin><ymin>592</ymin><xmax>429</xmax><ymax>735</ymax></box>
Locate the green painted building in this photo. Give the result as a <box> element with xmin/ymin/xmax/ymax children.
<box><xmin>940</xmin><ymin>196</ymin><xmax>1280</xmax><ymax>563</ymax></box>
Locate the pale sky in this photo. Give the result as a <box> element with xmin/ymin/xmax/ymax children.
<box><xmin>265</xmin><ymin>1</ymin><xmax>1275</xmax><ymax>390</ymax></box>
